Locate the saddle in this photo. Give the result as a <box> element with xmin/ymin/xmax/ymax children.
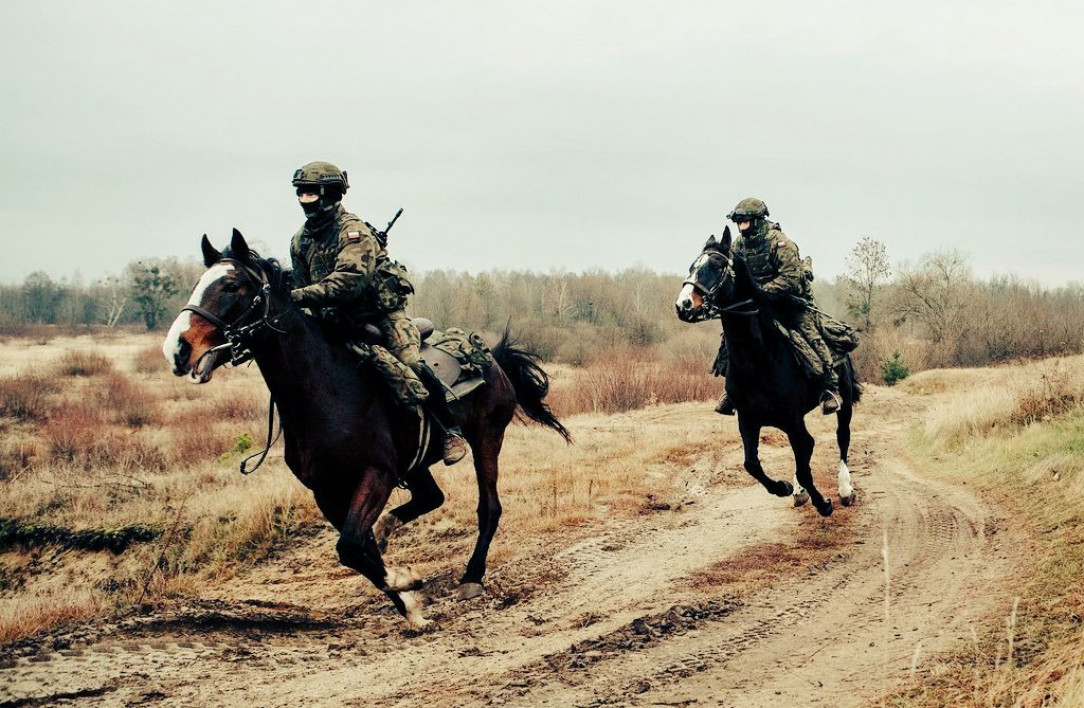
<box><xmin>414</xmin><ymin>318</ymin><xmax>490</xmax><ymax>402</ymax></box>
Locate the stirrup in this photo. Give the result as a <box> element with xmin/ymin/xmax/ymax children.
<box><xmin>443</xmin><ymin>432</ymin><xmax>468</xmax><ymax>465</ymax></box>
<box><xmin>820</xmin><ymin>390</ymin><xmax>842</xmax><ymax>415</ymax></box>
<box><xmin>714</xmin><ymin>394</ymin><xmax>735</xmax><ymax>416</ymax></box>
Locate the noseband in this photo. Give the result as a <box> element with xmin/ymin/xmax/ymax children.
<box><xmin>182</xmin><ymin>259</ymin><xmax>285</xmax><ymax>368</ymax></box>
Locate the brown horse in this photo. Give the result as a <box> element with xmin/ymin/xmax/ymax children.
<box><xmin>163</xmin><ymin>229</ymin><xmax>570</xmax><ymax>626</ymax></box>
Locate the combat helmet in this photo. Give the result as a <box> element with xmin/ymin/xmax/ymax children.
<box><xmin>727</xmin><ymin>197</ymin><xmax>769</xmax><ymax>222</ymax></box>
<box><xmin>292</xmin><ymin>161</ymin><xmax>349</xmax><ymax>197</ymax></box>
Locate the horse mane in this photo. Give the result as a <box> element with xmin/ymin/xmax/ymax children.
<box><xmin>219</xmin><ymin>246</ymin><xmax>292</xmax><ymax>296</ymax></box>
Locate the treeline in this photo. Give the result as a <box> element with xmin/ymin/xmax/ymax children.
<box><xmin>0</xmin><ymin>259</ymin><xmax>205</xmax><ymax>333</ymax></box>
<box><xmin>3</xmin><ymin>242</ymin><xmax>1082</xmax><ymax>384</ymax></box>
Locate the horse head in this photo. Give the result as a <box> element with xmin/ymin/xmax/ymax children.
<box><xmin>675</xmin><ymin>226</ymin><xmax>738</xmax><ymax>322</ymax></box>
<box><xmin>162</xmin><ymin>229</ymin><xmax>284</xmax><ymax>383</ymax></box>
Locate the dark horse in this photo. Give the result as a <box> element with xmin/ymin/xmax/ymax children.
<box><xmin>674</xmin><ymin>226</ymin><xmax>861</xmax><ymax>517</ymax></box>
<box><xmin>163</xmin><ymin>229</ymin><xmax>571</xmax><ymax>626</ymax></box>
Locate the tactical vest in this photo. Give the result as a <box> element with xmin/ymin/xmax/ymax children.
<box><xmin>740</xmin><ymin>222</ymin><xmax>784</xmax><ymax>285</ymax></box>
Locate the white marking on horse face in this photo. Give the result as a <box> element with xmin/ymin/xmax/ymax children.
<box><xmin>676</xmin><ymin>282</ymin><xmax>697</xmax><ymax>310</ymax></box>
<box><xmin>161</xmin><ymin>263</ymin><xmax>236</xmax><ymax>367</ymax></box>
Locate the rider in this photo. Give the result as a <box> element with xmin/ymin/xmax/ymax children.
<box><xmin>714</xmin><ymin>197</ymin><xmax>842</xmax><ymax>416</ymax></box>
<box><xmin>288</xmin><ymin>160</ymin><xmax>468</xmax><ymax>465</ymax></box>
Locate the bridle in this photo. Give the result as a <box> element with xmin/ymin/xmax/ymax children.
<box><xmin>182</xmin><ymin>258</ymin><xmax>286</xmax><ymax>370</ymax></box>
<box><xmin>182</xmin><ymin>256</ymin><xmax>287</xmax><ymax>475</ymax></box>
<box><xmin>681</xmin><ymin>249</ymin><xmax>759</xmax><ymax>321</ymax></box>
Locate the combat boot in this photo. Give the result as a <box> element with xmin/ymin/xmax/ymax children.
<box><xmin>416</xmin><ymin>362</ymin><xmax>468</xmax><ymax>465</ymax></box>
<box><xmin>820</xmin><ymin>389</ymin><xmax>842</xmax><ymax>415</ymax></box>
<box><xmin>714</xmin><ymin>392</ymin><xmax>735</xmax><ymax>416</ymax></box>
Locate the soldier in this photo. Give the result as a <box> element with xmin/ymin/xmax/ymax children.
<box><xmin>288</xmin><ymin>161</ymin><xmax>468</xmax><ymax>465</ymax></box>
<box><xmin>715</xmin><ymin>197</ymin><xmax>842</xmax><ymax>416</ymax></box>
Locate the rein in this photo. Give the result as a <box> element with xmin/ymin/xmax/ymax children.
<box><xmin>183</xmin><ymin>257</ymin><xmax>288</xmax><ymax>475</ymax></box>
<box><xmin>182</xmin><ymin>260</ymin><xmax>286</xmax><ymax>369</ymax></box>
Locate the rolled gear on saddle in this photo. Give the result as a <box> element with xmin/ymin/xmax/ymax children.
<box><xmin>350</xmin><ymin>342</ymin><xmax>430</xmax><ymax>410</ymax></box>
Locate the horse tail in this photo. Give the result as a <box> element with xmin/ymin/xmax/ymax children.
<box><xmin>491</xmin><ymin>326</ymin><xmax>573</xmax><ymax>443</ymax></box>
<box><xmin>840</xmin><ymin>355</ymin><xmax>863</xmax><ymax>404</ymax></box>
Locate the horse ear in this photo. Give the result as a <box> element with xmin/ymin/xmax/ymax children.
<box><xmin>201</xmin><ymin>235</ymin><xmax>221</xmax><ymax>266</ymax></box>
<box><xmin>230</xmin><ymin>228</ymin><xmax>250</xmax><ymax>262</ymax></box>
<box><xmin>721</xmin><ymin>225</ymin><xmax>732</xmax><ymax>252</ymax></box>
<box><xmin>705</xmin><ymin>234</ymin><xmax>717</xmax><ymax>248</ymax></box>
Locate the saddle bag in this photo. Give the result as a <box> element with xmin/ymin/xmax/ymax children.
<box><xmin>818</xmin><ymin>313</ymin><xmax>859</xmax><ymax>354</ymax></box>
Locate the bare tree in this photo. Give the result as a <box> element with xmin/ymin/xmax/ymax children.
<box><xmin>843</xmin><ymin>237</ymin><xmax>890</xmax><ymax>331</ymax></box>
<box><xmin>891</xmin><ymin>250</ymin><xmax>975</xmax><ymax>366</ymax></box>
<box><xmin>97</xmin><ymin>275</ymin><xmax>128</xmax><ymax>327</ymax></box>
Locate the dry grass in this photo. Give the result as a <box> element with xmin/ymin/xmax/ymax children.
<box><xmin>1</xmin><ymin>332</ymin><xmax>726</xmax><ymax>644</ymax></box>
<box><xmin>547</xmin><ymin>345</ymin><xmax>717</xmax><ymax>416</ymax></box>
<box><xmin>892</xmin><ymin>354</ymin><xmax>1084</xmax><ymax>707</ymax></box>
<box><xmin>909</xmin><ymin>358</ymin><xmax>1084</xmax><ymax>448</ymax></box>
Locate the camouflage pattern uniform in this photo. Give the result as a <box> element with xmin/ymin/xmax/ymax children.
<box><xmin>289</xmin><ymin>161</ymin><xmax>467</xmax><ymax>464</ymax></box>
<box><xmin>716</xmin><ymin>198</ymin><xmax>841</xmax><ymax>415</ymax></box>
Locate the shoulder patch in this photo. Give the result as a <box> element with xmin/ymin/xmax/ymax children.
<box><xmin>777</xmin><ymin>240</ymin><xmax>788</xmax><ymax>249</ymax></box>
<box><xmin>347</xmin><ymin>231</ymin><xmax>361</xmax><ymax>242</ymax></box>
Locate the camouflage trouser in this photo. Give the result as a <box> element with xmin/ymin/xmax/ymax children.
<box><xmin>713</xmin><ymin>309</ymin><xmax>839</xmax><ymax>390</ymax></box>
<box><xmin>366</xmin><ymin>309</ymin><xmax>429</xmax><ymax>409</ymax></box>
<box><xmin>793</xmin><ymin>309</ymin><xmax>839</xmax><ymax>390</ymax></box>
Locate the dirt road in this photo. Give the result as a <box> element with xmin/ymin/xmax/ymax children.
<box><xmin>0</xmin><ymin>386</ymin><xmax>1021</xmax><ymax>707</ymax></box>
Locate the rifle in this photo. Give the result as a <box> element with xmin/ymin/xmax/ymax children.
<box><xmin>370</xmin><ymin>208</ymin><xmax>403</xmax><ymax>249</ymax></box>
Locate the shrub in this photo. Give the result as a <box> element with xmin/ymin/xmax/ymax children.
<box><xmin>548</xmin><ymin>346</ymin><xmax>716</xmax><ymax>416</ymax></box>
<box><xmin>881</xmin><ymin>350</ymin><xmax>910</xmax><ymax>386</ymax></box>
<box><xmin>132</xmin><ymin>344</ymin><xmax>169</xmax><ymax>375</ymax></box>
<box><xmin>1011</xmin><ymin>362</ymin><xmax>1080</xmax><ymax>426</ymax></box>
<box><xmin>97</xmin><ymin>372</ymin><xmax>164</xmax><ymax>427</ymax></box>
<box><xmin>54</xmin><ymin>350</ymin><xmax>114</xmax><ymax>377</ymax></box>
<box><xmin>0</xmin><ymin>372</ymin><xmax>59</xmax><ymax>421</ymax></box>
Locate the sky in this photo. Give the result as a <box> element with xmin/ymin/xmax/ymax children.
<box><xmin>2</xmin><ymin>1</ymin><xmax>1082</xmax><ymax>287</ymax></box>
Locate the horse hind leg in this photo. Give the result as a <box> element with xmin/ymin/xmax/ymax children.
<box><xmin>792</xmin><ymin>475</ymin><xmax>810</xmax><ymax>507</ymax></box>
<box><xmin>458</xmin><ymin>431</ymin><xmax>505</xmax><ymax>601</ymax></box>
<box><xmin>374</xmin><ymin>468</ymin><xmax>446</xmax><ymax>553</ymax></box>
<box><xmin>836</xmin><ymin>401</ymin><xmax>856</xmax><ymax>506</ymax></box>
<box><xmin>787</xmin><ymin>422</ymin><xmax>832</xmax><ymax>517</ymax></box>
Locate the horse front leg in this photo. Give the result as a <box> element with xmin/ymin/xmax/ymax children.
<box><xmin>319</xmin><ymin>474</ymin><xmax>431</xmax><ymax>628</ymax></box>
<box><xmin>459</xmin><ymin>431</ymin><xmax>505</xmax><ymax>601</ymax></box>
<box><xmin>786</xmin><ymin>422</ymin><xmax>833</xmax><ymax>517</ymax></box>
<box><xmin>738</xmin><ymin>415</ymin><xmax>793</xmax><ymax>498</ymax></box>
<box><xmin>373</xmin><ymin>468</ymin><xmax>446</xmax><ymax>553</ymax></box>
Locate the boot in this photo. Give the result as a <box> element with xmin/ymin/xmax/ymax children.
<box><xmin>820</xmin><ymin>389</ymin><xmax>842</xmax><ymax>415</ymax></box>
<box><xmin>714</xmin><ymin>391</ymin><xmax>735</xmax><ymax>416</ymax></box>
<box><xmin>416</xmin><ymin>362</ymin><xmax>468</xmax><ymax>465</ymax></box>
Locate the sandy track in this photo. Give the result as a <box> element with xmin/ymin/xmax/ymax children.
<box><xmin>0</xmin><ymin>389</ymin><xmax>1020</xmax><ymax>708</ymax></box>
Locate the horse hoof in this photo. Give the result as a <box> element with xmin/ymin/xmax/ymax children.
<box><xmin>793</xmin><ymin>491</ymin><xmax>810</xmax><ymax>507</ymax></box>
<box><xmin>774</xmin><ymin>481</ymin><xmax>794</xmax><ymax>498</ymax></box>
<box><xmin>456</xmin><ymin>582</ymin><xmax>486</xmax><ymax>601</ymax></box>
<box><xmin>816</xmin><ymin>499</ymin><xmax>834</xmax><ymax>517</ymax></box>
<box><xmin>840</xmin><ymin>492</ymin><xmax>856</xmax><ymax>507</ymax></box>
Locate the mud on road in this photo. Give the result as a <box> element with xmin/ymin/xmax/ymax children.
<box><xmin>0</xmin><ymin>387</ymin><xmax>1022</xmax><ymax>708</ymax></box>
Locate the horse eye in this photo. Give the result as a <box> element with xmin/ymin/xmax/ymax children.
<box><xmin>222</xmin><ymin>282</ymin><xmax>241</xmax><ymax>293</ymax></box>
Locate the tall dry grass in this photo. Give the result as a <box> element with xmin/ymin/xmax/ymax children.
<box><xmin>894</xmin><ymin>354</ymin><xmax>1084</xmax><ymax>707</ymax></box>
<box><xmin>547</xmin><ymin>344</ymin><xmax>718</xmax><ymax>416</ymax></box>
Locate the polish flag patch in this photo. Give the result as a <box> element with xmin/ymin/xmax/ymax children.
<box><xmin>347</xmin><ymin>231</ymin><xmax>361</xmax><ymax>242</ymax></box>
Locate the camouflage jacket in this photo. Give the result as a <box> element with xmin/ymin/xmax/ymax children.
<box><xmin>290</xmin><ymin>204</ymin><xmax>389</xmax><ymax>319</ymax></box>
<box><xmin>736</xmin><ymin>220</ymin><xmax>811</xmax><ymax>301</ymax></box>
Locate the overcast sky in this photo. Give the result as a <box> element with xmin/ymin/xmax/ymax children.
<box><xmin>2</xmin><ymin>1</ymin><xmax>1082</xmax><ymax>287</ymax></box>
